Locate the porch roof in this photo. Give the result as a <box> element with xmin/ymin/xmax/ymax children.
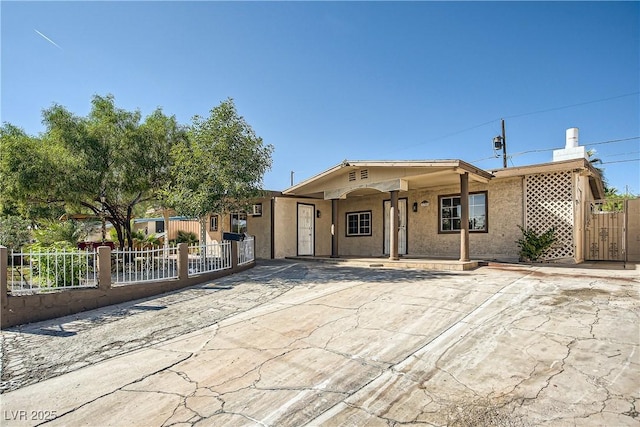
<box><xmin>282</xmin><ymin>159</ymin><xmax>494</xmax><ymax>199</ymax></box>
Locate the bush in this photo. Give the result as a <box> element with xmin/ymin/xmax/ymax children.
<box><xmin>25</xmin><ymin>242</ymin><xmax>90</xmax><ymax>288</ymax></box>
<box><xmin>516</xmin><ymin>226</ymin><xmax>557</xmax><ymax>262</ymax></box>
<box><xmin>174</xmin><ymin>230</ymin><xmax>198</xmax><ymax>245</ymax></box>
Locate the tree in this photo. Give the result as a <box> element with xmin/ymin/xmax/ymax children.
<box><xmin>0</xmin><ymin>216</ymin><xmax>32</xmax><ymax>251</ymax></box>
<box><xmin>0</xmin><ymin>95</ymin><xmax>187</xmax><ymax>250</ymax></box>
<box><xmin>164</xmin><ymin>99</ymin><xmax>274</xmax><ymax>245</ymax></box>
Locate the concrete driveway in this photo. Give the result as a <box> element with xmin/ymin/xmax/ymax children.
<box><xmin>1</xmin><ymin>260</ymin><xmax>638</xmax><ymax>426</ymax></box>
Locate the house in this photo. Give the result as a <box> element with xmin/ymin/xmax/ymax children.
<box><xmin>238</xmin><ymin>128</ymin><xmax>638</xmax><ymax>264</ymax></box>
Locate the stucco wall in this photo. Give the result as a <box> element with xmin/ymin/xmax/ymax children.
<box><xmin>272</xmin><ymin>198</ymin><xmax>332</xmax><ymax>258</ymax></box>
<box><xmin>247</xmin><ymin>199</ymin><xmax>272</xmax><ymax>259</ymax></box>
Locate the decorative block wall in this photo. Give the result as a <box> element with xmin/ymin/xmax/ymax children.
<box><xmin>525</xmin><ymin>171</ymin><xmax>574</xmax><ymax>260</ymax></box>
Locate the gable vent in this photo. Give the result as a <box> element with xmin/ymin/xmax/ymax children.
<box><xmin>348</xmin><ymin>171</ymin><xmax>356</xmax><ymax>181</ymax></box>
<box><xmin>360</xmin><ymin>169</ymin><xmax>369</xmax><ymax>180</ymax></box>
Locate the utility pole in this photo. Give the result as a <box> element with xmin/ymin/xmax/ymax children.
<box><xmin>501</xmin><ymin>118</ymin><xmax>507</xmax><ymax>168</ymax></box>
<box><xmin>493</xmin><ymin>119</ymin><xmax>508</xmax><ymax>168</ymax></box>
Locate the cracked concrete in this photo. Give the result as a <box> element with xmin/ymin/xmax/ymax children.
<box><xmin>1</xmin><ymin>260</ymin><xmax>638</xmax><ymax>426</ymax></box>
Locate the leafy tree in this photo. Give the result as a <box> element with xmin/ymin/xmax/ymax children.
<box><xmin>0</xmin><ymin>216</ymin><xmax>32</xmax><ymax>251</ymax></box>
<box><xmin>164</xmin><ymin>99</ymin><xmax>274</xmax><ymax>245</ymax></box>
<box><xmin>0</xmin><ymin>95</ymin><xmax>187</xmax><ymax>250</ymax></box>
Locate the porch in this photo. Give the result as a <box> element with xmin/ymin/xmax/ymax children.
<box><xmin>286</xmin><ymin>255</ymin><xmax>482</xmax><ymax>271</ymax></box>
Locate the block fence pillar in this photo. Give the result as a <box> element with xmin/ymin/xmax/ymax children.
<box><xmin>1</xmin><ymin>246</ymin><xmax>7</xmax><ymax>308</ymax></box>
<box><xmin>177</xmin><ymin>243</ymin><xmax>189</xmax><ymax>280</ymax></box>
<box><xmin>97</xmin><ymin>246</ymin><xmax>112</xmax><ymax>291</ymax></box>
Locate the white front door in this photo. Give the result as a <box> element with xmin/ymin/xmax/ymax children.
<box><xmin>297</xmin><ymin>204</ymin><xmax>314</xmax><ymax>256</ymax></box>
<box><xmin>384</xmin><ymin>199</ymin><xmax>407</xmax><ymax>255</ymax></box>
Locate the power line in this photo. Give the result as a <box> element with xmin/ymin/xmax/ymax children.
<box><xmin>503</xmin><ymin>92</ymin><xmax>639</xmax><ymax>120</ymax></box>
<box><xmin>392</xmin><ymin>92</ymin><xmax>639</xmax><ymax>155</ymax></box>
<box><xmin>472</xmin><ymin>136</ymin><xmax>640</xmax><ymax>163</ymax></box>
<box><xmin>601</xmin><ymin>159</ymin><xmax>640</xmax><ymax>165</ymax></box>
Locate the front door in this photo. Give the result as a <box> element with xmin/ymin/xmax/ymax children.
<box><xmin>384</xmin><ymin>198</ymin><xmax>407</xmax><ymax>255</ymax></box>
<box><xmin>297</xmin><ymin>204</ymin><xmax>314</xmax><ymax>256</ymax></box>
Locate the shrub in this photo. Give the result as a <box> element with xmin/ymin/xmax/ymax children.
<box><xmin>25</xmin><ymin>242</ymin><xmax>90</xmax><ymax>288</ymax></box>
<box><xmin>175</xmin><ymin>230</ymin><xmax>198</xmax><ymax>245</ymax></box>
<box><xmin>516</xmin><ymin>226</ymin><xmax>557</xmax><ymax>262</ymax></box>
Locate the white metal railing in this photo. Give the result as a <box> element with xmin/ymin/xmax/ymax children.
<box><xmin>112</xmin><ymin>245</ymin><xmax>178</xmax><ymax>284</ymax></box>
<box><xmin>8</xmin><ymin>248</ymin><xmax>98</xmax><ymax>295</ymax></box>
<box><xmin>238</xmin><ymin>236</ymin><xmax>255</xmax><ymax>266</ymax></box>
<box><xmin>187</xmin><ymin>241</ymin><xmax>232</xmax><ymax>274</ymax></box>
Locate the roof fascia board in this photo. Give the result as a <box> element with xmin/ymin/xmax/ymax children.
<box><xmin>324</xmin><ymin>178</ymin><xmax>409</xmax><ymax>200</ymax></box>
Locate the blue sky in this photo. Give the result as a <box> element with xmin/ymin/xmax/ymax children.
<box><xmin>2</xmin><ymin>1</ymin><xmax>639</xmax><ymax>194</ymax></box>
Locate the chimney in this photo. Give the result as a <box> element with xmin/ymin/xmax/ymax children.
<box><xmin>553</xmin><ymin>127</ymin><xmax>586</xmax><ymax>162</ymax></box>
<box><xmin>565</xmin><ymin>127</ymin><xmax>579</xmax><ymax>148</ymax></box>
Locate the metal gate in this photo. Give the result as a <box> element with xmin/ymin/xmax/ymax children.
<box><xmin>585</xmin><ymin>199</ymin><xmax>626</xmax><ymax>261</ymax></box>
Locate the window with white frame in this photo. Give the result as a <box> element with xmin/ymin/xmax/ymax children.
<box><xmin>209</xmin><ymin>215</ymin><xmax>219</xmax><ymax>232</ymax></box>
<box><xmin>439</xmin><ymin>192</ymin><xmax>487</xmax><ymax>233</ymax></box>
<box><xmin>346</xmin><ymin>211</ymin><xmax>372</xmax><ymax>236</ymax></box>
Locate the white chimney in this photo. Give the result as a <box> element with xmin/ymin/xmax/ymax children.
<box><xmin>565</xmin><ymin>127</ymin><xmax>579</xmax><ymax>148</ymax></box>
<box><xmin>553</xmin><ymin>127</ymin><xmax>586</xmax><ymax>162</ymax></box>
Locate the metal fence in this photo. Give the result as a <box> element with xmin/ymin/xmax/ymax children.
<box><xmin>7</xmin><ymin>248</ymin><xmax>98</xmax><ymax>295</ymax></box>
<box><xmin>112</xmin><ymin>245</ymin><xmax>179</xmax><ymax>284</ymax></box>
<box><xmin>238</xmin><ymin>236</ymin><xmax>255</xmax><ymax>266</ymax></box>
<box><xmin>5</xmin><ymin>238</ymin><xmax>255</xmax><ymax>294</ymax></box>
<box><xmin>187</xmin><ymin>241</ymin><xmax>232</xmax><ymax>274</ymax></box>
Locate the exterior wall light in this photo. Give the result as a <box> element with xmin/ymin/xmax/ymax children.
<box><xmin>412</xmin><ymin>202</ymin><xmax>418</xmax><ymax>212</ymax></box>
<box><xmin>420</xmin><ymin>200</ymin><xmax>430</xmax><ymax>207</ymax></box>
<box><xmin>316</xmin><ymin>209</ymin><xmax>321</xmax><ymax>218</ymax></box>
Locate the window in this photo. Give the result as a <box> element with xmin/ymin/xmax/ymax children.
<box><xmin>439</xmin><ymin>192</ymin><xmax>487</xmax><ymax>233</ymax></box>
<box><xmin>155</xmin><ymin>220</ymin><xmax>165</xmax><ymax>233</ymax></box>
<box><xmin>231</xmin><ymin>212</ymin><xmax>247</xmax><ymax>234</ymax></box>
<box><xmin>346</xmin><ymin>211</ymin><xmax>372</xmax><ymax>236</ymax></box>
<box><xmin>251</xmin><ymin>203</ymin><xmax>262</xmax><ymax>216</ymax></box>
<box><xmin>209</xmin><ymin>215</ymin><xmax>219</xmax><ymax>232</ymax></box>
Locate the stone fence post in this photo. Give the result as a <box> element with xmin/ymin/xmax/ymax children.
<box><xmin>97</xmin><ymin>246</ymin><xmax>112</xmax><ymax>291</ymax></box>
<box><xmin>1</xmin><ymin>246</ymin><xmax>7</xmax><ymax>308</ymax></box>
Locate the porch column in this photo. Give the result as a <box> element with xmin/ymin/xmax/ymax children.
<box><xmin>390</xmin><ymin>190</ymin><xmax>399</xmax><ymax>260</ymax></box>
<box><xmin>459</xmin><ymin>172</ymin><xmax>470</xmax><ymax>262</ymax></box>
<box><xmin>331</xmin><ymin>199</ymin><xmax>339</xmax><ymax>258</ymax></box>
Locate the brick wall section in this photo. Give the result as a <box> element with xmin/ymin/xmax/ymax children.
<box><xmin>1</xmin><ymin>241</ymin><xmax>254</xmax><ymax>329</ymax></box>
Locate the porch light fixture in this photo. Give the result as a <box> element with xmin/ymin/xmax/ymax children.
<box><xmin>412</xmin><ymin>202</ymin><xmax>418</xmax><ymax>212</ymax></box>
<box><xmin>420</xmin><ymin>200</ymin><xmax>429</xmax><ymax>207</ymax></box>
<box><xmin>316</xmin><ymin>209</ymin><xmax>321</xmax><ymax>218</ymax></box>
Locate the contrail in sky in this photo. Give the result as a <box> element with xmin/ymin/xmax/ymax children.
<box><xmin>34</xmin><ymin>29</ymin><xmax>62</xmax><ymax>50</ymax></box>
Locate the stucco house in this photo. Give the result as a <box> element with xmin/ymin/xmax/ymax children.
<box><xmin>239</xmin><ymin>129</ymin><xmax>638</xmax><ymax>264</ymax></box>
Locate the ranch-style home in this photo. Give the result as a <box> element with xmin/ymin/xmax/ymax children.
<box><xmin>237</xmin><ymin>129</ymin><xmax>638</xmax><ymax>265</ymax></box>
<box><xmin>135</xmin><ymin>129</ymin><xmax>638</xmax><ymax>264</ymax></box>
